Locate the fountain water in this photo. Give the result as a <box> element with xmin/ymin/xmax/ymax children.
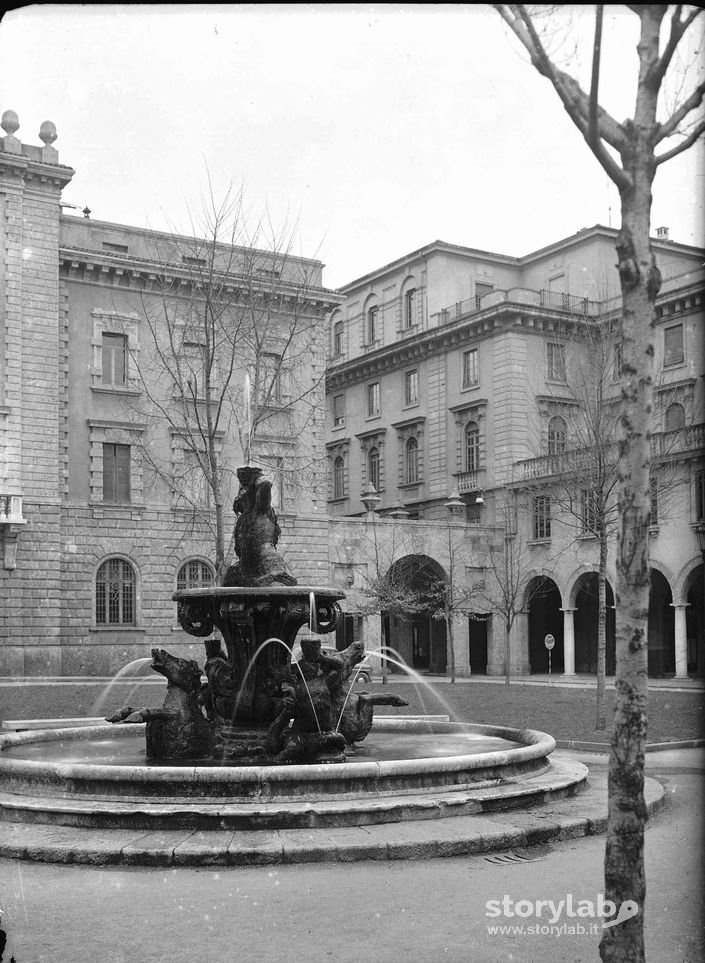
<box><xmin>0</xmin><ymin>464</ymin><xmax>589</xmax><ymax>864</ymax></box>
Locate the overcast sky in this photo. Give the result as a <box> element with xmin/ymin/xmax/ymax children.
<box><xmin>1</xmin><ymin>4</ymin><xmax>703</xmax><ymax>289</ymax></box>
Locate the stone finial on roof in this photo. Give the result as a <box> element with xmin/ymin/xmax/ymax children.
<box><xmin>39</xmin><ymin>120</ymin><xmax>58</xmax><ymax>161</ymax></box>
<box><xmin>39</xmin><ymin>120</ymin><xmax>57</xmax><ymax>146</ymax></box>
<box><xmin>1</xmin><ymin>109</ymin><xmax>21</xmax><ymax>154</ymax></box>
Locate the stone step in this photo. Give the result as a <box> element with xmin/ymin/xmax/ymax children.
<box><xmin>0</xmin><ymin>756</ymin><xmax>588</xmax><ymax>830</ymax></box>
<box><xmin>0</xmin><ymin>771</ymin><xmax>665</xmax><ymax>867</ymax></box>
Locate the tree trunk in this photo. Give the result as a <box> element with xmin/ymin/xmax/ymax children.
<box><xmin>600</xmin><ymin>155</ymin><xmax>658</xmax><ymax>962</ymax></box>
<box><xmin>596</xmin><ymin>529</ymin><xmax>608</xmax><ymax>730</ymax></box>
<box><xmin>504</xmin><ymin>618</ymin><xmax>511</xmax><ymax>686</ymax></box>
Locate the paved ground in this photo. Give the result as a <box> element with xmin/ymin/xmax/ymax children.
<box><xmin>0</xmin><ymin>748</ymin><xmax>702</xmax><ymax>963</ymax></box>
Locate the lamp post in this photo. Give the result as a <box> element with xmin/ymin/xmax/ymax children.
<box><xmin>360</xmin><ymin>483</ymin><xmax>386</xmax><ymax>682</ymax></box>
<box><xmin>443</xmin><ymin>489</ymin><xmax>465</xmax><ymax>683</ymax></box>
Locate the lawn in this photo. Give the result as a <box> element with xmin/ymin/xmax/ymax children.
<box><xmin>1</xmin><ymin>677</ymin><xmax>702</xmax><ymax>746</ymax></box>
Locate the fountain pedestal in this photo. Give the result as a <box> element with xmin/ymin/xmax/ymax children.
<box><xmin>174</xmin><ymin>585</ymin><xmax>344</xmax><ymax>726</ymax></box>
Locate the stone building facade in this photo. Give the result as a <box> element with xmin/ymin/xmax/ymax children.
<box><xmin>326</xmin><ymin>234</ymin><xmax>705</xmax><ymax>678</ymax></box>
<box><xmin>0</xmin><ymin>114</ymin><xmax>340</xmax><ymax>677</ymax></box>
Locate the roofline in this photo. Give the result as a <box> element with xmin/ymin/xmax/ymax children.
<box><xmin>337</xmin><ymin>224</ymin><xmax>705</xmax><ymax>292</ymax></box>
<box><xmin>58</xmin><ymin>213</ymin><xmax>326</xmax><ymax>269</ymax></box>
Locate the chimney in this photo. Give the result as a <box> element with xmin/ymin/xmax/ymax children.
<box><xmin>656</xmin><ymin>226</ymin><xmax>670</xmax><ymax>241</ymax></box>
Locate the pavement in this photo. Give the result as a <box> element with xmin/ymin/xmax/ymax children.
<box><xmin>0</xmin><ymin>747</ymin><xmax>702</xmax><ymax>963</ymax></box>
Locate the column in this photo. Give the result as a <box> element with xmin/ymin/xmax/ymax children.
<box><xmin>561</xmin><ymin>608</ymin><xmax>576</xmax><ymax>676</ymax></box>
<box><xmin>672</xmin><ymin>603</ymin><xmax>689</xmax><ymax>679</ymax></box>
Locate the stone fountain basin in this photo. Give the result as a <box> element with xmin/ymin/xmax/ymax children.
<box><xmin>0</xmin><ymin>720</ymin><xmax>555</xmax><ymax>805</ymax></box>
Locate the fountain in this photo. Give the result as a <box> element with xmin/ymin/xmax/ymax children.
<box><xmin>0</xmin><ymin>465</ymin><xmax>592</xmax><ymax>865</ymax></box>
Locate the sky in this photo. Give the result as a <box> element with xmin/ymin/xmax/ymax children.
<box><xmin>1</xmin><ymin>4</ymin><xmax>703</xmax><ymax>289</ymax></box>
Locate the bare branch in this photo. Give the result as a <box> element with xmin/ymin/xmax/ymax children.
<box><xmin>655</xmin><ymin>79</ymin><xmax>705</xmax><ymax>143</ymax></box>
<box><xmin>648</xmin><ymin>5</ymin><xmax>703</xmax><ymax>87</ymax></box>
<box><xmin>656</xmin><ymin>117</ymin><xmax>705</xmax><ymax>163</ymax></box>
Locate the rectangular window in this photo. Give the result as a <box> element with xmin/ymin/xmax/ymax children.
<box><xmin>533</xmin><ymin>495</ymin><xmax>551</xmax><ymax>540</ymax></box>
<box><xmin>547</xmin><ymin>342</ymin><xmax>566</xmax><ymax>381</ymax></box>
<box><xmin>613</xmin><ymin>342</ymin><xmax>623</xmax><ymax>382</ymax></box>
<box><xmin>404</xmin><ymin>289</ymin><xmax>416</xmax><ymax>328</ymax></box>
<box><xmin>650</xmin><ymin>477</ymin><xmax>659</xmax><ymax>526</ymax></box>
<box><xmin>333</xmin><ymin>393</ymin><xmax>345</xmax><ymax>428</ymax></box>
<box><xmin>462</xmin><ymin>349</ymin><xmax>479</xmax><ymax>388</ymax></box>
<box><xmin>102</xmin><ymin>332</ymin><xmax>128</xmax><ymax>386</ymax></box>
<box><xmin>475</xmin><ymin>282</ymin><xmax>493</xmax><ymax>307</ymax></box>
<box><xmin>103</xmin><ymin>443</ymin><xmax>131</xmax><ymax>502</ymax></box>
<box><xmin>260</xmin><ymin>353</ymin><xmax>282</xmax><ymax>405</ymax></box>
<box><xmin>183</xmin><ymin>449</ymin><xmax>210</xmax><ymax>507</ymax></box>
<box><xmin>367</xmin><ymin>307</ymin><xmax>379</xmax><ymax>344</ymax></box>
<box><xmin>664</xmin><ymin>324</ymin><xmax>684</xmax><ymax>367</ymax></box>
<box><xmin>582</xmin><ymin>489</ymin><xmax>597</xmax><ymax>534</ymax></box>
<box><xmin>696</xmin><ymin>470</ymin><xmax>705</xmax><ymax>522</ymax></box>
<box><xmin>404</xmin><ymin>369</ymin><xmax>419</xmax><ymax>406</ymax></box>
<box><xmin>367</xmin><ymin>382</ymin><xmax>380</xmax><ymax>417</ymax></box>
<box><xmin>333</xmin><ymin>322</ymin><xmax>344</xmax><ymax>357</ymax></box>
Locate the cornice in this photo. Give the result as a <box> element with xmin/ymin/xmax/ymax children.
<box><xmin>59</xmin><ymin>246</ymin><xmax>341</xmax><ymax>310</ymax></box>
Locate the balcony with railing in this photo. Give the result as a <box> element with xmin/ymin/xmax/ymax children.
<box><xmin>651</xmin><ymin>423</ymin><xmax>705</xmax><ymax>459</ymax></box>
<box><xmin>514</xmin><ymin>424</ymin><xmax>704</xmax><ymax>482</ymax></box>
<box><xmin>453</xmin><ymin>469</ymin><xmax>487</xmax><ymax>494</ymax></box>
<box><xmin>431</xmin><ymin>287</ymin><xmax>616</xmax><ymax>327</ymax></box>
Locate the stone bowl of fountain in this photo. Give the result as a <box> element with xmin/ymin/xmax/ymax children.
<box><xmin>0</xmin><ymin>467</ymin><xmax>587</xmax><ymax>850</ymax></box>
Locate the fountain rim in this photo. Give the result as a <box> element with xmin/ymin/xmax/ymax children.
<box><xmin>0</xmin><ymin>721</ymin><xmax>556</xmax><ymax>786</ymax></box>
<box><xmin>172</xmin><ymin>585</ymin><xmax>345</xmax><ymax>602</ymax></box>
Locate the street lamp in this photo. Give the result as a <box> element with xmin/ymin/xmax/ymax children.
<box><xmin>444</xmin><ymin>488</ymin><xmax>465</xmax><ymax>516</ymax></box>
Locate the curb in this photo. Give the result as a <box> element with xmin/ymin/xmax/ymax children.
<box><xmin>0</xmin><ymin>773</ymin><xmax>665</xmax><ymax>868</ymax></box>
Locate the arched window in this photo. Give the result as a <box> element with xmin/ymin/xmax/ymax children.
<box><xmin>96</xmin><ymin>558</ymin><xmax>136</xmax><ymax>625</ymax></box>
<box><xmin>465</xmin><ymin>421</ymin><xmax>480</xmax><ymax>471</ymax></box>
<box><xmin>665</xmin><ymin>403</ymin><xmax>685</xmax><ymax>431</ymax></box>
<box><xmin>405</xmin><ymin>437</ymin><xmax>419</xmax><ymax>484</ymax></box>
<box><xmin>548</xmin><ymin>416</ymin><xmax>567</xmax><ymax>455</ymax></box>
<box><xmin>333</xmin><ymin>456</ymin><xmax>346</xmax><ymax>499</ymax></box>
<box><xmin>368</xmin><ymin>447</ymin><xmax>380</xmax><ymax>492</ymax></box>
<box><xmin>177</xmin><ymin>559</ymin><xmax>214</xmax><ymax>592</ymax></box>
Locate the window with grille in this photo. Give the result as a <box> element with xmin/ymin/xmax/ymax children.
<box><xmin>333</xmin><ymin>456</ymin><xmax>346</xmax><ymax>499</ymax></box>
<box><xmin>405</xmin><ymin>437</ymin><xmax>419</xmax><ymax>484</ymax></box>
<box><xmin>102</xmin><ymin>332</ymin><xmax>128</xmax><ymax>386</ymax></box>
<box><xmin>547</xmin><ymin>342</ymin><xmax>566</xmax><ymax>381</ymax></box>
<box><xmin>96</xmin><ymin>558</ymin><xmax>136</xmax><ymax>625</ymax></box>
<box><xmin>465</xmin><ymin>422</ymin><xmax>480</xmax><ymax>471</ymax></box>
<box><xmin>177</xmin><ymin>559</ymin><xmax>214</xmax><ymax>592</ymax></box>
<box><xmin>367</xmin><ymin>382</ymin><xmax>380</xmax><ymax>417</ymax></box>
<box><xmin>405</xmin><ymin>369</ymin><xmax>419</xmax><ymax>406</ymax></box>
<box><xmin>103</xmin><ymin>443</ymin><xmax>131</xmax><ymax>502</ymax></box>
<box><xmin>533</xmin><ymin>495</ymin><xmax>551</xmax><ymax>540</ymax></box>
<box><xmin>462</xmin><ymin>349</ymin><xmax>479</xmax><ymax>388</ymax></box>
<box><xmin>613</xmin><ymin>343</ymin><xmax>623</xmax><ymax>381</ymax></box>
<box><xmin>664</xmin><ymin>324</ymin><xmax>684</xmax><ymax>367</ymax></box>
<box><xmin>650</xmin><ymin>477</ymin><xmax>659</xmax><ymax>526</ymax></box>
<box><xmin>548</xmin><ymin>416</ymin><xmax>567</xmax><ymax>455</ymax></box>
<box><xmin>368</xmin><ymin>447</ymin><xmax>380</xmax><ymax>492</ymax></box>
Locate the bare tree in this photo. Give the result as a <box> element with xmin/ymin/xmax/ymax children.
<box><xmin>121</xmin><ymin>183</ymin><xmax>331</xmax><ymax>580</ymax></box>
<box><xmin>524</xmin><ymin>318</ymin><xmax>624</xmax><ymax>727</ymax></box>
<box><xmin>493</xmin><ymin>6</ymin><xmax>705</xmax><ymax>959</ymax></box>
